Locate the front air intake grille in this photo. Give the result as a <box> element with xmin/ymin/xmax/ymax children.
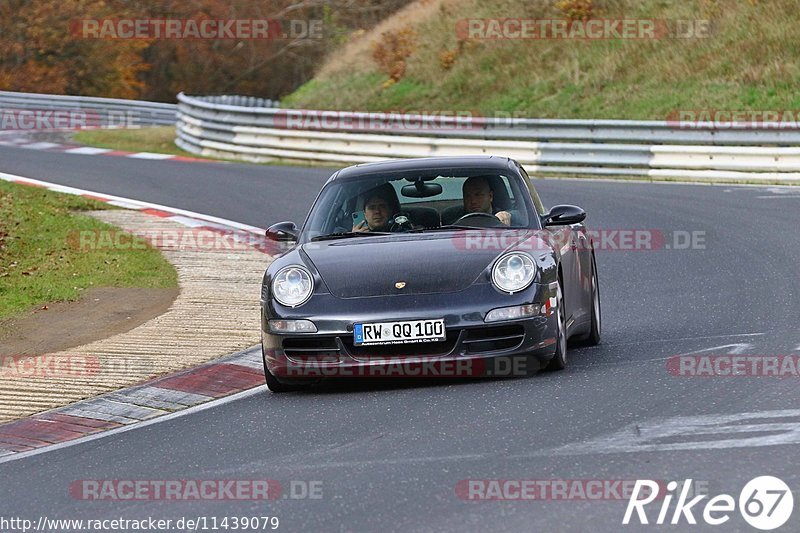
<box><xmin>282</xmin><ymin>337</ymin><xmax>340</xmax><ymax>359</ymax></box>
<box><xmin>462</xmin><ymin>325</ymin><xmax>525</xmax><ymax>354</ymax></box>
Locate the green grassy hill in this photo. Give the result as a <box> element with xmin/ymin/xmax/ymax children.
<box><xmin>283</xmin><ymin>0</ymin><xmax>800</xmax><ymax>119</ymax></box>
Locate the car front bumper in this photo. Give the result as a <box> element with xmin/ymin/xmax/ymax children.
<box><xmin>261</xmin><ymin>281</ymin><xmax>560</xmax><ymax>380</ymax></box>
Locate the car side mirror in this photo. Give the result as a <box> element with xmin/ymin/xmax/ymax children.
<box><xmin>265</xmin><ymin>221</ymin><xmax>298</xmax><ymax>241</ymax></box>
<box><xmin>543</xmin><ymin>205</ymin><xmax>586</xmax><ymax>226</ymax></box>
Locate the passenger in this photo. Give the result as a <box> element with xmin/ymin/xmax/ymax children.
<box><xmin>352</xmin><ymin>183</ymin><xmax>401</xmax><ymax>232</ymax></box>
<box><xmin>462</xmin><ymin>176</ymin><xmax>511</xmax><ymax>225</ymax></box>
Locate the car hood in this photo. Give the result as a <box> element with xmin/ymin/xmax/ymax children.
<box><xmin>302</xmin><ymin>230</ymin><xmax>539</xmax><ymax>298</ymax></box>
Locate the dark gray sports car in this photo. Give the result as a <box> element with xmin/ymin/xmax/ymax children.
<box><xmin>260</xmin><ymin>156</ymin><xmax>600</xmax><ymax>391</ymax></box>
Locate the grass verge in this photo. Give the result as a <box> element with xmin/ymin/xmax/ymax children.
<box><xmin>283</xmin><ymin>0</ymin><xmax>800</xmax><ymax>118</ymax></box>
<box><xmin>72</xmin><ymin>126</ymin><xmax>194</xmax><ymax>157</ymax></box>
<box><xmin>0</xmin><ymin>180</ymin><xmax>178</xmax><ymax>321</ymax></box>
<box><xmin>72</xmin><ymin>127</ymin><xmax>335</xmax><ymax>168</ymax></box>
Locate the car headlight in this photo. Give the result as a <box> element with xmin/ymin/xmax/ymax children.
<box><xmin>272</xmin><ymin>266</ymin><xmax>314</xmax><ymax>307</ymax></box>
<box><xmin>491</xmin><ymin>252</ymin><xmax>537</xmax><ymax>294</ymax></box>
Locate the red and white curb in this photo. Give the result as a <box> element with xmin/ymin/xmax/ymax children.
<box><xmin>0</xmin><ymin>172</ymin><xmax>286</xmax><ymax>255</ymax></box>
<box><xmin>0</xmin><ymin>130</ymin><xmax>214</xmax><ymax>163</ymax></box>
<box><xmin>0</xmin><ymin>171</ymin><xmax>273</xmax><ymax>461</ymax></box>
<box><xmin>0</xmin><ymin>347</ymin><xmax>265</xmax><ymax>460</ymax></box>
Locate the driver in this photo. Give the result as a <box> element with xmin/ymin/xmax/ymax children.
<box><xmin>462</xmin><ymin>176</ymin><xmax>511</xmax><ymax>225</ymax></box>
<box><xmin>352</xmin><ymin>183</ymin><xmax>401</xmax><ymax>232</ymax></box>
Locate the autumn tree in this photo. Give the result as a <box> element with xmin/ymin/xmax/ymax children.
<box><xmin>0</xmin><ymin>0</ymin><xmax>150</xmax><ymax>98</ymax></box>
<box><xmin>137</xmin><ymin>0</ymin><xmax>411</xmax><ymax>102</ymax></box>
<box><xmin>0</xmin><ymin>0</ymin><xmax>411</xmax><ymax>101</ymax></box>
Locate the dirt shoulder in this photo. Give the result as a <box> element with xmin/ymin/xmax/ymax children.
<box><xmin>0</xmin><ymin>286</ymin><xmax>178</xmax><ymax>356</ymax></box>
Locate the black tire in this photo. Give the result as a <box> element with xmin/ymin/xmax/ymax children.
<box><xmin>584</xmin><ymin>254</ymin><xmax>601</xmax><ymax>346</ymax></box>
<box><xmin>574</xmin><ymin>253</ymin><xmax>602</xmax><ymax>347</ymax></box>
<box><xmin>545</xmin><ymin>280</ymin><xmax>567</xmax><ymax>371</ymax></box>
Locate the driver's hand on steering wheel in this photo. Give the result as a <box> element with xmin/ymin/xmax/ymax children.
<box><xmin>495</xmin><ymin>210</ymin><xmax>511</xmax><ymax>225</ymax></box>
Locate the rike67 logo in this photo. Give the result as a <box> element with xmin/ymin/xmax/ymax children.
<box><xmin>624</xmin><ymin>477</ymin><xmax>794</xmax><ymax>530</ymax></box>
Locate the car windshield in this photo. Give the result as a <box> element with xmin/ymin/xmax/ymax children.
<box><xmin>302</xmin><ymin>167</ymin><xmax>539</xmax><ymax>241</ymax></box>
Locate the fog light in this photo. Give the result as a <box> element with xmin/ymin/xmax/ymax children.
<box><xmin>484</xmin><ymin>304</ymin><xmax>540</xmax><ymax>323</ymax></box>
<box><xmin>268</xmin><ymin>319</ymin><xmax>317</xmax><ymax>333</ymax></box>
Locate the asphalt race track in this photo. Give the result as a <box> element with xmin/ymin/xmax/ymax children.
<box><xmin>2</xmin><ymin>144</ymin><xmax>800</xmax><ymax>531</ymax></box>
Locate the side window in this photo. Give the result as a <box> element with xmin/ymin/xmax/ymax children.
<box><xmin>519</xmin><ymin>166</ymin><xmax>546</xmax><ymax>215</ymax></box>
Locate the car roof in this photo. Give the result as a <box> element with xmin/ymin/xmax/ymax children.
<box><xmin>332</xmin><ymin>156</ymin><xmax>515</xmax><ymax>180</ymax></box>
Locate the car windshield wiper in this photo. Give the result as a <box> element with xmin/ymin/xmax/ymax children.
<box><xmin>406</xmin><ymin>225</ymin><xmax>476</xmax><ymax>233</ymax></box>
<box><xmin>407</xmin><ymin>225</ymin><xmax>522</xmax><ymax>233</ymax></box>
<box><xmin>310</xmin><ymin>231</ymin><xmax>392</xmax><ymax>242</ymax></box>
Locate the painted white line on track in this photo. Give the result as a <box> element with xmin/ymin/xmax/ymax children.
<box><xmin>0</xmin><ymin>386</ymin><xmax>265</xmax><ymax>465</ymax></box>
<box><xmin>64</xmin><ymin>146</ymin><xmax>113</xmax><ymax>155</ymax></box>
<box><xmin>545</xmin><ymin>409</ymin><xmax>800</xmax><ymax>456</ymax></box>
<box><xmin>206</xmin><ymin>409</ymin><xmax>800</xmax><ymax>471</ymax></box>
<box><xmin>128</xmin><ymin>152</ymin><xmax>175</xmax><ymax>160</ymax></box>
<box><xmin>167</xmin><ymin>215</ymin><xmax>209</xmax><ymax>228</ymax></box>
<box><xmin>588</xmin><ymin>332</ymin><xmax>764</xmax><ymax>349</ymax></box>
<box><xmin>766</xmin><ymin>187</ymin><xmax>800</xmax><ymax>194</ymax></box>
<box><xmin>572</xmin><ymin>338</ymin><xmax>766</xmax><ymax>369</ymax></box>
<box><xmin>44</xmin><ymin>184</ymin><xmax>91</xmax><ymax>194</ymax></box>
<box><xmin>679</xmin><ymin>343</ymin><xmax>754</xmax><ymax>356</ymax></box>
<box><xmin>20</xmin><ymin>142</ymin><xmax>60</xmax><ymax>150</ymax></box>
<box><xmin>106</xmin><ymin>199</ymin><xmax>148</xmax><ymax>209</ymax></box>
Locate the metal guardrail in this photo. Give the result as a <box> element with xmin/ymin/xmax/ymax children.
<box><xmin>175</xmin><ymin>92</ymin><xmax>800</xmax><ymax>181</ymax></box>
<box><xmin>0</xmin><ymin>90</ymin><xmax>176</xmax><ymax>127</ymax></box>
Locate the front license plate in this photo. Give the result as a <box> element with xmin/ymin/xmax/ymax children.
<box><xmin>354</xmin><ymin>319</ymin><xmax>446</xmax><ymax>346</ymax></box>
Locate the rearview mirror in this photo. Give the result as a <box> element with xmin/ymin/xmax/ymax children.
<box><xmin>401</xmin><ymin>180</ymin><xmax>443</xmax><ymax>198</ymax></box>
<box><xmin>543</xmin><ymin>205</ymin><xmax>586</xmax><ymax>226</ymax></box>
<box><xmin>265</xmin><ymin>221</ymin><xmax>298</xmax><ymax>241</ymax></box>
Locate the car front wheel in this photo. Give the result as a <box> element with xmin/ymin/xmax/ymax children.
<box><xmin>576</xmin><ymin>254</ymin><xmax>602</xmax><ymax>346</ymax></box>
<box><xmin>585</xmin><ymin>255</ymin><xmax>601</xmax><ymax>345</ymax></box>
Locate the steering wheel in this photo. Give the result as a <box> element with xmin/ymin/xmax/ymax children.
<box><xmin>388</xmin><ymin>214</ymin><xmax>414</xmax><ymax>232</ymax></box>
<box><xmin>454</xmin><ymin>212</ymin><xmax>505</xmax><ymax>228</ymax></box>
